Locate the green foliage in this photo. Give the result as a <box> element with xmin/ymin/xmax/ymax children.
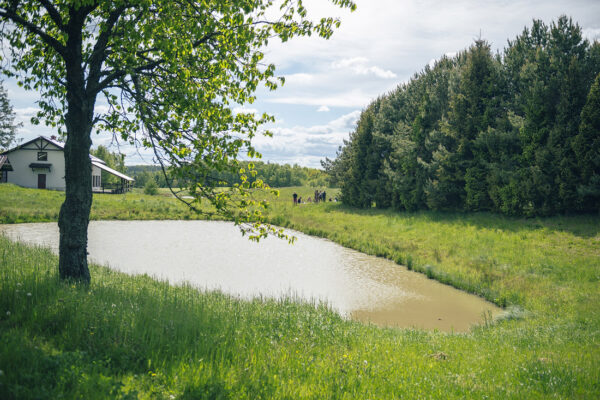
<box><xmin>573</xmin><ymin>72</ymin><xmax>600</xmax><ymax>212</ymax></box>
<box><xmin>143</xmin><ymin>179</ymin><xmax>158</xmax><ymax>195</ymax></box>
<box><xmin>128</xmin><ymin>162</ymin><xmax>329</xmax><ymax>190</ymax></box>
<box><xmin>0</xmin><ymin>80</ymin><xmax>20</xmax><ymax>151</ymax></box>
<box><xmin>329</xmin><ymin>16</ymin><xmax>600</xmax><ymax>216</ymax></box>
<box><xmin>0</xmin><ymin>0</ymin><xmax>355</xmax><ymax>246</ymax></box>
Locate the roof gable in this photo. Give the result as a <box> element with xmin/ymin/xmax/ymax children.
<box><xmin>11</xmin><ymin>136</ymin><xmax>63</xmax><ymax>152</ymax></box>
<box><xmin>1</xmin><ymin>136</ymin><xmax>106</xmax><ymax>164</ymax></box>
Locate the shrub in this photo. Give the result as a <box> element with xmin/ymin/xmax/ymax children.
<box><xmin>144</xmin><ymin>179</ymin><xmax>158</xmax><ymax>195</ymax></box>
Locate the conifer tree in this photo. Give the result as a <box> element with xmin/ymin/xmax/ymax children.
<box><xmin>573</xmin><ymin>73</ymin><xmax>600</xmax><ymax>211</ymax></box>
<box><xmin>0</xmin><ymin>81</ymin><xmax>20</xmax><ymax>151</ymax></box>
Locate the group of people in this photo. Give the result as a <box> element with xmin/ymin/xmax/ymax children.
<box><xmin>292</xmin><ymin>189</ymin><xmax>328</xmax><ymax>205</ymax></box>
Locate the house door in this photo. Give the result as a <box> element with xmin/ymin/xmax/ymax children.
<box><xmin>38</xmin><ymin>174</ymin><xmax>46</xmax><ymax>189</ymax></box>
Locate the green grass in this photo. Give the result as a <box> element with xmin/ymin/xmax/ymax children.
<box><xmin>0</xmin><ymin>185</ymin><xmax>202</xmax><ymax>223</ymax></box>
<box><xmin>1</xmin><ymin>183</ymin><xmax>600</xmax><ymax>398</ymax></box>
<box><xmin>2</xmin><ymin>237</ymin><xmax>599</xmax><ymax>399</ymax></box>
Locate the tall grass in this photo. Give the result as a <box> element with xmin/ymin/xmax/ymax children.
<box><xmin>1</xmin><ymin>184</ymin><xmax>599</xmax><ymax>398</ymax></box>
<box><xmin>2</xmin><ymin>236</ymin><xmax>599</xmax><ymax>399</ymax></box>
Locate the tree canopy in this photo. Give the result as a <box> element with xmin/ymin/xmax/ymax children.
<box><xmin>327</xmin><ymin>16</ymin><xmax>600</xmax><ymax>216</ymax></box>
<box><xmin>0</xmin><ymin>0</ymin><xmax>355</xmax><ymax>282</ymax></box>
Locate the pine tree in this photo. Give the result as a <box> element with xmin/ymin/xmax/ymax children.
<box><xmin>573</xmin><ymin>73</ymin><xmax>600</xmax><ymax>211</ymax></box>
<box><xmin>0</xmin><ymin>81</ymin><xmax>20</xmax><ymax>151</ymax></box>
<box><xmin>432</xmin><ymin>40</ymin><xmax>501</xmax><ymax>211</ymax></box>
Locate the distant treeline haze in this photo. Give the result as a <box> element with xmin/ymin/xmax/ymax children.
<box><xmin>323</xmin><ymin>16</ymin><xmax>600</xmax><ymax>216</ymax></box>
<box><xmin>126</xmin><ymin>162</ymin><xmax>329</xmax><ymax>189</ymax></box>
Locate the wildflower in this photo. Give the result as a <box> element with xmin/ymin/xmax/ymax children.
<box><xmin>27</xmin><ymin>292</ymin><xmax>32</xmax><ymax>297</ymax></box>
<box><xmin>5</xmin><ymin>311</ymin><xmax>10</xmax><ymax>316</ymax></box>
<box><xmin>111</xmin><ymin>304</ymin><xmax>116</xmax><ymax>308</ymax></box>
<box><xmin>16</xmin><ymin>283</ymin><xmax>21</xmax><ymax>286</ymax></box>
<box><xmin>0</xmin><ymin>370</ymin><xmax>3</xmax><ymax>376</ymax></box>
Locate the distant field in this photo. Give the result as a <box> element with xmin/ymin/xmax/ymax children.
<box><xmin>1</xmin><ymin>183</ymin><xmax>599</xmax><ymax>398</ymax></box>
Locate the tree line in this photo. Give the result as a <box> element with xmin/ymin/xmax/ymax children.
<box><xmin>126</xmin><ymin>161</ymin><xmax>329</xmax><ymax>189</ymax></box>
<box><xmin>323</xmin><ymin>16</ymin><xmax>600</xmax><ymax>216</ymax></box>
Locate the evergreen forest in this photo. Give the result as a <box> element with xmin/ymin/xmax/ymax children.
<box><xmin>323</xmin><ymin>16</ymin><xmax>600</xmax><ymax>216</ymax></box>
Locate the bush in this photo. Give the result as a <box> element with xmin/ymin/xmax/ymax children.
<box><xmin>144</xmin><ymin>179</ymin><xmax>158</xmax><ymax>195</ymax></box>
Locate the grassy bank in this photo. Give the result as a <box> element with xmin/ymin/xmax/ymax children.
<box><xmin>1</xmin><ymin>183</ymin><xmax>600</xmax><ymax>397</ymax></box>
<box><xmin>2</xmin><ymin>236</ymin><xmax>599</xmax><ymax>399</ymax></box>
<box><xmin>267</xmin><ymin>188</ymin><xmax>600</xmax><ymax>313</ymax></box>
<box><xmin>0</xmin><ymin>184</ymin><xmax>202</xmax><ymax>223</ymax></box>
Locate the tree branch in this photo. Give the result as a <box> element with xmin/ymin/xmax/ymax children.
<box><xmin>37</xmin><ymin>0</ymin><xmax>66</xmax><ymax>31</ymax></box>
<box><xmin>0</xmin><ymin>7</ymin><xmax>66</xmax><ymax>57</ymax></box>
<box><xmin>86</xmin><ymin>5</ymin><xmax>128</xmax><ymax>96</ymax></box>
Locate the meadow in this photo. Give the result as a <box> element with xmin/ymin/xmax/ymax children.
<box><xmin>0</xmin><ymin>183</ymin><xmax>599</xmax><ymax>398</ymax></box>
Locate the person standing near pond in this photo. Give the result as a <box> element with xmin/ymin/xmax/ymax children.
<box><xmin>293</xmin><ymin>192</ymin><xmax>298</xmax><ymax>205</ymax></box>
<box><xmin>314</xmin><ymin>189</ymin><xmax>319</xmax><ymax>203</ymax></box>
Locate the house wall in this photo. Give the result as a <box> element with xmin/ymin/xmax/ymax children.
<box><xmin>3</xmin><ymin>137</ymin><xmax>112</xmax><ymax>191</ymax></box>
<box><xmin>92</xmin><ymin>164</ymin><xmax>101</xmax><ymax>189</ymax></box>
<box><xmin>6</xmin><ymin>146</ymin><xmax>67</xmax><ymax>190</ymax></box>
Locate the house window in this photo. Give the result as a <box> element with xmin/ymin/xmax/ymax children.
<box><xmin>37</xmin><ymin>152</ymin><xmax>48</xmax><ymax>161</ymax></box>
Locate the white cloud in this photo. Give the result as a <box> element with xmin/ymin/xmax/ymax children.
<box><xmin>583</xmin><ymin>27</ymin><xmax>600</xmax><ymax>41</ymax></box>
<box><xmin>268</xmin><ymin>89</ymin><xmax>373</xmax><ymax>108</ymax></box>
<box><xmin>284</xmin><ymin>73</ymin><xmax>315</xmax><ymax>85</ymax></box>
<box><xmin>232</xmin><ymin>107</ymin><xmax>259</xmax><ymax>115</ymax></box>
<box><xmin>253</xmin><ymin>110</ymin><xmax>360</xmax><ymax>167</ymax></box>
<box><xmin>428</xmin><ymin>51</ymin><xmax>458</xmax><ymax>68</ymax></box>
<box><xmin>331</xmin><ymin>57</ymin><xmax>397</xmax><ymax>79</ymax></box>
<box><xmin>317</xmin><ymin>105</ymin><xmax>330</xmax><ymax>112</ymax></box>
<box><xmin>94</xmin><ymin>104</ymin><xmax>110</xmax><ymax>114</ymax></box>
<box><xmin>13</xmin><ymin>107</ymin><xmax>46</xmax><ymax>135</ymax></box>
<box><xmin>14</xmin><ymin>107</ymin><xmax>39</xmax><ymax>119</ymax></box>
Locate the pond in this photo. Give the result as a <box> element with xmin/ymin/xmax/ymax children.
<box><xmin>0</xmin><ymin>220</ymin><xmax>502</xmax><ymax>332</ymax></box>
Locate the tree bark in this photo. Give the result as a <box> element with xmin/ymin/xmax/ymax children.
<box><xmin>58</xmin><ymin>99</ymin><xmax>94</xmax><ymax>283</ymax></box>
<box><xmin>58</xmin><ymin>10</ymin><xmax>95</xmax><ymax>283</ymax></box>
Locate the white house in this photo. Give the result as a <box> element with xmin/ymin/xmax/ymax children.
<box><xmin>0</xmin><ymin>136</ymin><xmax>134</xmax><ymax>193</ymax></box>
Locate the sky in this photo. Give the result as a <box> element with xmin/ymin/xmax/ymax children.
<box><xmin>5</xmin><ymin>0</ymin><xmax>600</xmax><ymax>168</ymax></box>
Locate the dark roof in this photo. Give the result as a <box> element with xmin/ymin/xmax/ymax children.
<box><xmin>1</xmin><ymin>136</ymin><xmax>106</xmax><ymax>165</ymax></box>
<box><xmin>29</xmin><ymin>163</ymin><xmax>52</xmax><ymax>169</ymax></box>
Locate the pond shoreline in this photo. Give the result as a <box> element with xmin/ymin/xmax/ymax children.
<box><xmin>0</xmin><ymin>220</ymin><xmax>501</xmax><ymax>332</ymax></box>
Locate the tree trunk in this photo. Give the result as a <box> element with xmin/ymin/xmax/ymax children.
<box><xmin>58</xmin><ymin>105</ymin><xmax>94</xmax><ymax>283</ymax></box>
<box><xmin>58</xmin><ymin>21</ymin><xmax>96</xmax><ymax>283</ymax></box>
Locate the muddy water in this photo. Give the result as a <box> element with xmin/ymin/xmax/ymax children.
<box><xmin>0</xmin><ymin>221</ymin><xmax>501</xmax><ymax>332</ymax></box>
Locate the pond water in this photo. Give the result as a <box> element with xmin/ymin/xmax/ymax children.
<box><xmin>0</xmin><ymin>220</ymin><xmax>502</xmax><ymax>332</ymax></box>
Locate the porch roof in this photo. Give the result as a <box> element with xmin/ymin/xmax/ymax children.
<box><xmin>92</xmin><ymin>161</ymin><xmax>134</xmax><ymax>181</ymax></box>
